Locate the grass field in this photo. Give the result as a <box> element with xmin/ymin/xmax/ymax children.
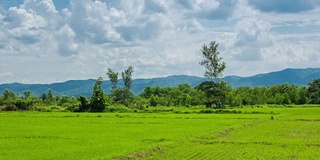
<box><xmin>1</xmin><ymin>106</ymin><xmax>320</xmax><ymax>159</ymax></box>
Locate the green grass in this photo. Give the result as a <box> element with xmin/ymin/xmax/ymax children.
<box><xmin>1</xmin><ymin>106</ymin><xmax>320</xmax><ymax>159</ymax></box>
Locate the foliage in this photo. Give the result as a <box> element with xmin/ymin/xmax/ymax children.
<box><xmin>195</xmin><ymin>80</ymin><xmax>230</xmax><ymax>107</ymax></box>
<box><xmin>122</xmin><ymin>66</ymin><xmax>134</xmax><ymax>90</ymax></box>
<box><xmin>140</xmin><ymin>84</ymin><xmax>206</xmax><ymax>107</ymax></box>
<box><xmin>110</xmin><ymin>88</ymin><xmax>134</xmax><ymax>107</ymax></box>
<box><xmin>199</xmin><ymin>41</ymin><xmax>226</xmax><ymax>82</ymax></box>
<box><xmin>105</xmin><ymin>105</ymin><xmax>131</xmax><ymax>112</ymax></box>
<box><xmin>3</xmin><ymin>89</ymin><xmax>16</xmax><ymax>101</ymax></box>
<box><xmin>308</xmin><ymin>78</ymin><xmax>320</xmax><ymax>104</ymax></box>
<box><xmin>1</xmin><ymin>77</ymin><xmax>320</xmax><ymax>112</ymax></box>
<box><xmin>107</xmin><ymin>68</ymin><xmax>119</xmax><ymax>90</ymax></box>
<box><xmin>131</xmin><ymin>97</ymin><xmax>148</xmax><ymax>110</ymax></box>
<box><xmin>90</xmin><ymin>77</ymin><xmax>106</xmax><ymax>112</ymax></box>
<box><xmin>78</xmin><ymin>95</ymin><xmax>91</xmax><ymax>112</ymax></box>
<box><xmin>224</xmin><ymin>83</ymin><xmax>310</xmax><ymax>106</ymax></box>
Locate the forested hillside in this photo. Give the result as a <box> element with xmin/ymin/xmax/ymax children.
<box><xmin>1</xmin><ymin>68</ymin><xmax>319</xmax><ymax>96</ymax></box>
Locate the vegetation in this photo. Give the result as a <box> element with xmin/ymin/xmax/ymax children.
<box><xmin>0</xmin><ymin>42</ymin><xmax>318</xmax><ymax>111</ymax></box>
<box><xmin>1</xmin><ymin>78</ymin><xmax>319</xmax><ymax>112</ymax></box>
<box><xmin>1</xmin><ymin>107</ymin><xmax>320</xmax><ymax>159</ymax></box>
<box><xmin>198</xmin><ymin>41</ymin><xmax>227</xmax><ymax>108</ymax></box>
<box><xmin>199</xmin><ymin>41</ymin><xmax>226</xmax><ymax>82</ymax></box>
<box><xmin>107</xmin><ymin>68</ymin><xmax>118</xmax><ymax>91</ymax></box>
<box><xmin>308</xmin><ymin>78</ymin><xmax>320</xmax><ymax>104</ymax></box>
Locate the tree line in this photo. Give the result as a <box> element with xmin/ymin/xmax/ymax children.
<box><xmin>1</xmin><ymin>77</ymin><xmax>319</xmax><ymax>112</ymax></box>
<box><xmin>1</xmin><ymin>41</ymin><xmax>320</xmax><ymax>112</ymax></box>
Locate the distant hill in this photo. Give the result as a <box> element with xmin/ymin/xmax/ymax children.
<box><xmin>0</xmin><ymin>68</ymin><xmax>320</xmax><ymax>97</ymax></box>
<box><xmin>224</xmin><ymin>68</ymin><xmax>320</xmax><ymax>87</ymax></box>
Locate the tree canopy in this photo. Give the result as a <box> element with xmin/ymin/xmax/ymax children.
<box><xmin>107</xmin><ymin>68</ymin><xmax>118</xmax><ymax>91</ymax></box>
<box><xmin>199</xmin><ymin>41</ymin><xmax>226</xmax><ymax>82</ymax></box>
<box><xmin>308</xmin><ymin>78</ymin><xmax>320</xmax><ymax>104</ymax></box>
<box><xmin>122</xmin><ymin>66</ymin><xmax>134</xmax><ymax>90</ymax></box>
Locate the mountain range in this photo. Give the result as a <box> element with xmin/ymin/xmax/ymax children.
<box><xmin>1</xmin><ymin>68</ymin><xmax>320</xmax><ymax>97</ymax></box>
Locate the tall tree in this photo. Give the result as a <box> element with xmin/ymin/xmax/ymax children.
<box><xmin>122</xmin><ymin>66</ymin><xmax>134</xmax><ymax>90</ymax></box>
<box><xmin>199</xmin><ymin>41</ymin><xmax>226</xmax><ymax>82</ymax></box>
<box><xmin>107</xmin><ymin>68</ymin><xmax>118</xmax><ymax>90</ymax></box>
<box><xmin>90</xmin><ymin>77</ymin><xmax>106</xmax><ymax>112</ymax></box>
<box><xmin>47</xmin><ymin>88</ymin><xmax>54</xmax><ymax>104</ymax></box>
<box><xmin>199</xmin><ymin>41</ymin><xmax>227</xmax><ymax>106</ymax></box>
<box><xmin>3</xmin><ymin>89</ymin><xmax>15</xmax><ymax>101</ymax></box>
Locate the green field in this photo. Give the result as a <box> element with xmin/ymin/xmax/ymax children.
<box><xmin>1</xmin><ymin>106</ymin><xmax>320</xmax><ymax>159</ymax></box>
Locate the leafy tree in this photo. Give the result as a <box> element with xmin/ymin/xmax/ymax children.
<box><xmin>195</xmin><ymin>81</ymin><xmax>216</xmax><ymax>107</ymax></box>
<box><xmin>132</xmin><ymin>97</ymin><xmax>148</xmax><ymax>110</ymax></box>
<box><xmin>58</xmin><ymin>95</ymin><xmax>69</xmax><ymax>106</ymax></box>
<box><xmin>90</xmin><ymin>77</ymin><xmax>106</xmax><ymax>112</ymax></box>
<box><xmin>107</xmin><ymin>66</ymin><xmax>135</xmax><ymax>106</ymax></box>
<box><xmin>107</xmin><ymin>68</ymin><xmax>118</xmax><ymax>90</ymax></box>
<box><xmin>199</xmin><ymin>41</ymin><xmax>226</xmax><ymax>82</ymax></box>
<box><xmin>140</xmin><ymin>86</ymin><xmax>152</xmax><ymax>98</ymax></box>
<box><xmin>122</xmin><ymin>66</ymin><xmax>134</xmax><ymax>90</ymax></box>
<box><xmin>110</xmin><ymin>88</ymin><xmax>134</xmax><ymax>106</ymax></box>
<box><xmin>40</xmin><ymin>93</ymin><xmax>47</xmax><ymax>102</ymax></box>
<box><xmin>78</xmin><ymin>95</ymin><xmax>91</xmax><ymax>112</ymax></box>
<box><xmin>199</xmin><ymin>41</ymin><xmax>226</xmax><ymax>107</ymax></box>
<box><xmin>298</xmin><ymin>86</ymin><xmax>308</xmax><ymax>104</ymax></box>
<box><xmin>47</xmin><ymin>88</ymin><xmax>55</xmax><ymax>104</ymax></box>
<box><xmin>2</xmin><ymin>89</ymin><xmax>17</xmax><ymax>110</ymax></box>
<box><xmin>0</xmin><ymin>95</ymin><xmax>3</xmax><ymax>106</ymax></box>
<box><xmin>3</xmin><ymin>89</ymin><xmax>16</xmax><ymax>101</ymax></box>
<box><xmin>149</xmin><ymin>95</ymin><xmax>158</xmax><ymax>107</ymax></box>
<box><xmin>185</xmin><ymin>94</ymin><xmax>192</xmax><ymax>106</ymax></box>
<box><xmin>196</xmin><ymin>81</ymin><xmax>218</xmax><ymax>100</ymax></box>
<box><xmin>308</xmin><ymin>78</ymin><xmax>320</xmax><ymax>104</ymax></box>
<box><xmin>24</xmin><ymin>90</ymin><xmax>31</xmax><ymax>100</ymax></box>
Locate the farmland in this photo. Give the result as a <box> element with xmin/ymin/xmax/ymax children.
<box><xmin>1</xmin><ymin>106</ymin><xmax>320</xmax><ymax>159</ymax></box>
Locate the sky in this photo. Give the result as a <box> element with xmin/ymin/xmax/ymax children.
<box><xmin>0</xmin><ymin>0</ymin><xmax>319</xmax><ymax>84</ymax></box>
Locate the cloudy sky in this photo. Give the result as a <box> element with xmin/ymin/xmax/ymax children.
<box><xmin>0</xmin><ymin>0</ymin><xmax>319</xmax><ymax>84</ymax></box>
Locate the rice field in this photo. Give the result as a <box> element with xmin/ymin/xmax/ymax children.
<box><xmin>0</xmin><ymin>106</ymin><xmax>320</xmax><ymax>160</ymax></box>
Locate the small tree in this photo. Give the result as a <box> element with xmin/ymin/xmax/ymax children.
<box><xmin>122</xmin><ymin>66</ymin><xmax>134</xmax><ymax>90</ymax></box>
<box><xmin>47</xmin><ymin>88</ymin><xmax>55</xmax><ymax>105</ymax></box>
<box><xmin>3</xmin><ymin>89</ymin><xmax>16</xmax><ymax>101</ymax></box>
<box><xmin>90</xmin><ymin>77</ymin><xmax>106</xmax><ymax>112</ymax></box>
<box><xmin>107</xmin><ymin>68</ymin><xmax>118</xmax><ymax>91</ymax></box>
<box><xmin>78</xmin><ymin>95</ymin><xmax>91</xmax><ymax>112</ymax></box>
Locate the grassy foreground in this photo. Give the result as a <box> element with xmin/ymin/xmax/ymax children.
<box><xmin>1</xmin><ymin>106</ymin><xmax>320</xmax><ymax>159</ymax></box>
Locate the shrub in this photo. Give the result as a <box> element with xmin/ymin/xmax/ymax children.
<box><xmin>0</xmin><ymin>105</ymin><xmax>18</xmax><ymax>111</ymax></box>
<box><xmin>106</xmin><ymin>105</ymin><xmax>130</xmax><ymax>113</ymax></box>
<box><xmin>199</xmin><ymin>109</ymin><xmax>215</xmax><ymax>114</ymax></box>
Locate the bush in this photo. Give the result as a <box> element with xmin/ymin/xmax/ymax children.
<box><xmin>131</xmin><ymin>97</ymin><xmax>148</xmax><ymax>110</ymax></box>
<box><xmin>106</xmin><ymin>105</ymin><xmax>130</xmax><ymax>113</ymax></box>
<box><xmin>0</xmin><ymin>105</ymin><xmax>18</xmax><ymax>111</ymax></box>
<box><xmin>50</xmin><ymin>106</ymin><xmax>61</xmax><ymax>111</ymax></box>
<box><xmin>199</xmin><ymin>109</ymin><xmax>215</xmax><ymax>114</ymax></box>
<box><xmin>65</xmin><ymin>103</ymin><xmax>80</xmax><ymax>112</ymax></box>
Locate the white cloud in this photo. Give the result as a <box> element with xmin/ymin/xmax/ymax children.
<box><xmin>0</xmin><ymin>0</ymin><xmax>319</xmax><ymax>84</ymax></box>
<box><xmin>56</xmin><ymin>24</ymin><xmax>78</xmax><ymax>56</ymax></box>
